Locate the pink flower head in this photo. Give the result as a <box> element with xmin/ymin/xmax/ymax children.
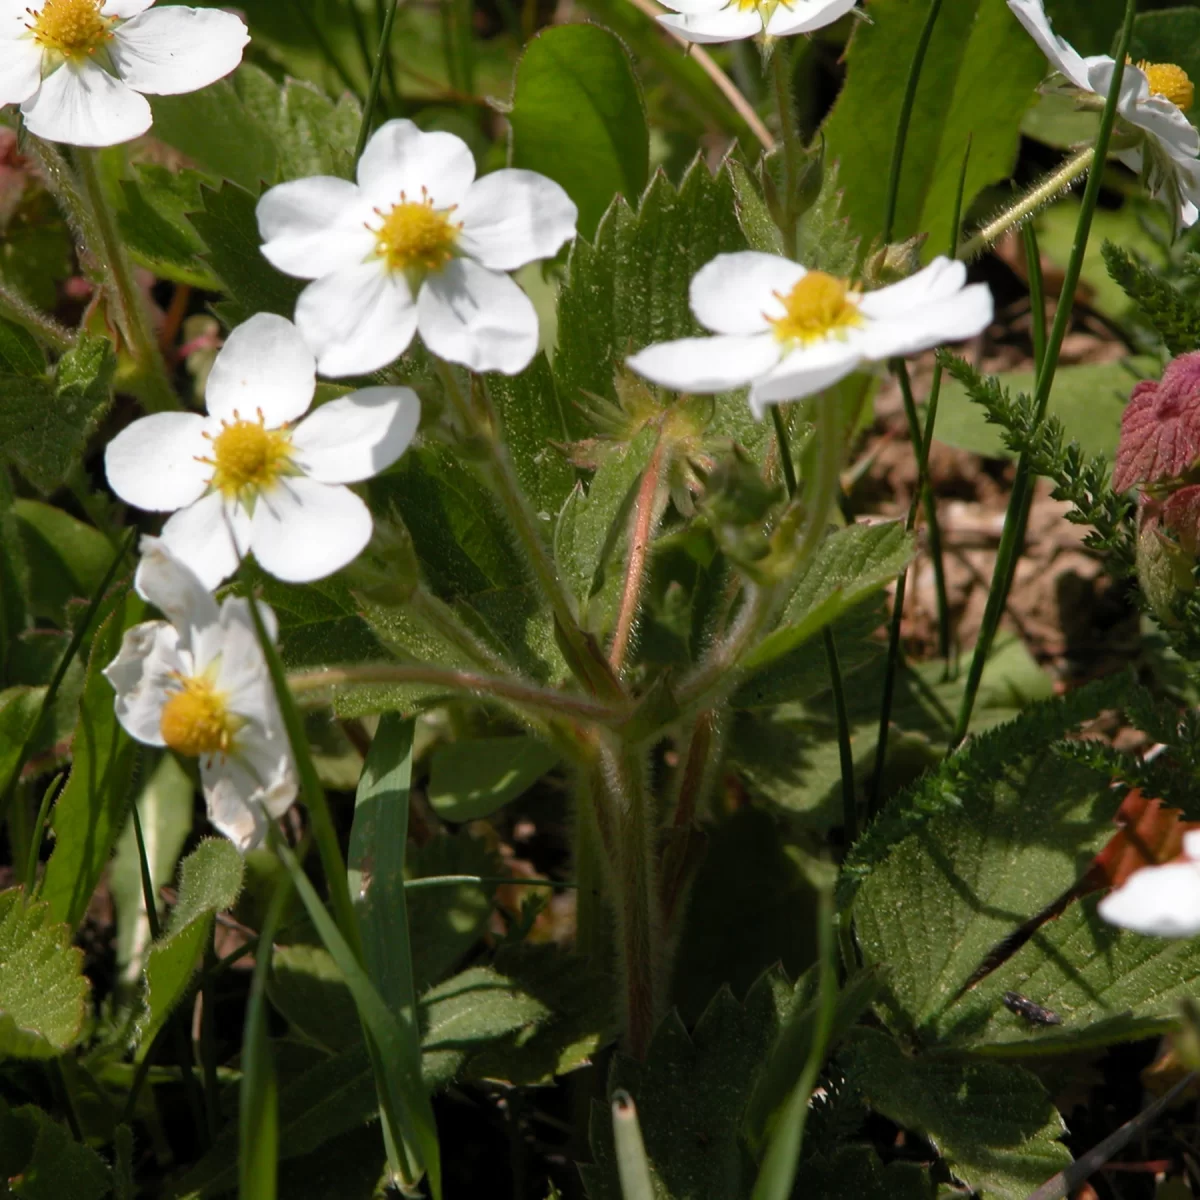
<box><xmin>1114</xmin><ymin>352</ymin><xmax>1200</xmax><ymax>492</ymax></box>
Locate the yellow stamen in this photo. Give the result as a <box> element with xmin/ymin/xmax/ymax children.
<box><xmin>27</xmin><ymin>0</ymin><xmax>114</xmax><ymax>59</ymax></box>
<box><xmin>768</xmin><ymin>271</ymin><xmax>864</xmax><ymax>345</ymax></box>
<box><xmin>372</xmin><ymin>190</ymin><xmax>461</xmax><ymax>274</ymax></box>
<box><xmin>1137</xmin><ymin>60</ymin><xmax>1194</xmax><ymax>113</ymax></box>
<box><xmin>160</xmin><ymin>676</ymin><xmax>240</xmax><ymax>758</ymax></box>
<box><xmin>199</xmin><ymin>409</ymin><xmax>295</xmax><ymax>499</ymax></box>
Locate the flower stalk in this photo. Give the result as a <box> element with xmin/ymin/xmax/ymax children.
<box><xmin>76</xmin><ymin>149</ymin><xmax>178</xmax><ymax>412</ymax></box>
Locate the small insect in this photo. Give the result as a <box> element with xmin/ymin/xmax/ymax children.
<box><xmin>1002</xmin><ymin>990</ymin><xmax>1063</xmax><ymax>1026</ymax></box>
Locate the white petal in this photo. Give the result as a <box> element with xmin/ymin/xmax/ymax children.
<box><xmin>657</xmin><ymin>7</ymin><xmax>761</xmax><ymax>42</ymax></box>
<box><xmin>417</xmin><ymin>258</ymin><xmax>538</xmax><ymax>375</ymax></box>
<box><xmin>200</xmin><ymin>596</ymin><xmax>271</xmax><ymax>704</ymax></box>
<box><xmin>134</xmin><ymin>535</ymin><xmax>219</xmax><ymax>637</ymax></box>
<box><xmin>627</xmin><ymin>333</ymin><xmax>781</xmax><ymax>394</ymax></box>
<box><xmin>160</xmin><ymin>491</ymin><xmax>251</xmax><ymax>590</ymax></box>
<box><xmin>457</xmin><ymin>170</ymin><xmax>577</xmax><ymax>271</ymax></box>
<box><xmin>1098</xmin><ymin>861</ymin><xmax>1200</xmax><ymax>937</ymax></box>
<box><xmin>1085</xmin><ymin>57</ymin><xmax>1152</xmax><ymax>124</ymax></box>
<box><xmin>105</xmin><ymin>411</ymin><xmax>213</xmax><ymax>512</ymax></box>
<box><xmin>767</xmin><ymin>0</ymin><xmax>857</xmax><ymax>36</ymax></box>
<box><xmin>856</xmin><ymin>257</ymin><xmax>968</xmax><ymax>320</ymax></box>
<box><xmin>104</xmin><ymin>620</ymin><xmax>181</xmax><ymax>746</ymax></box>
<box><xmin>21</xmin><ymin>60</ymin><xmax>151</xmax><ymax>148</ymax></box>
<box><xmin>747</xmin><ymin>339</ymin><xmax>863</xmax><ymax>413</ymax></box>
<box><xmin>109</xmin><ymin>6</ymin><xmax>248</xmax><ymax>96</ymax></box>
<box><xmin>1006</xmin><ymin>0</ymin><xmax>1092</xmax><ymax>92</ymax></box>
<box><xmin>1186</xmin><ymin>830</ymin><xmax>1200</xmax><ymax>860</ymax></box>
<box><xmin>290</xmin><ymin>388</ymin><xmax>420</xmax><ymax>484</ymax></box>
<box><xmin>239</xmin><ymin>732</ymin><xmax>298</xmax><ymax>819</ymax></box>
<box><xmin>256</xmin><ymin>176</ymin><xmax>375</xmax><ymax>280</ymax></box>
<box><xmin>356</xmin><ymin>118</ymin><xmax>476</xmax><ymax>210</ymax></box>
<box><xmin>249</xmin><ymin>477</ymin><xmax>372</xmax><ymax>583</ymax></box>
<box><xmin>205</xmin><ymin>313</ymin><xmax>315</xmax><ymax>427</ymax></box>
<box><xmin>859</xmin><ymin>284</ymin><xmax>993</xmax><ymax>359</ymax></box>
<box><xmin>1128</xmin><ymin>94</ymin><xmax>1200</xmax><ymax>161</ymax></box>
<box><xmin>294</xmin><ymin>262</ymin><xmax>417</xmax><ymax>378</ymax></box>
<box><xmin>689</xmin><ymin>252</ymin><xmax>805</xmax><ymax>335</ymax></box>
<box><xmin>0</xmin><ymin>36</ymin><xmax>44</xmax><ymax>107</ymax></box>
<box><xmin>200</xmin><ymin>758</ymin><xmax>270</xmax><ymax>851</ymax></box>
<box><xmin>656</xmin><ymin>0</ymin><xmax>725</xmax><ymax>12</ymax></box>
<box><xmin>102</xmin><ymin>0</ymin><xmax>156</xmax><ymax>16</ymax></box>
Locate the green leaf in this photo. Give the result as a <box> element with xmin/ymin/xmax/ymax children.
<box><xmin>843</xmin><ymin>1028</ymin><xmax>1070</xmax><ymax>1200</ymax></box>
<box><xmin>0</xmin><ymin>319</ymin><xmax>45</xmax><ymax>376</ymax></box>
<box><xmin>581</xmin><ymin>969</ymin><xmax>797</xmax><ymax>1200</ymax></box>
<box><xmin>428</xmin><ymin>735</ymin><xmax>559</xmax><ymax>822</ymax></box>
<box><xmin>268</xmin><ymin>943</ymin><xmax>361</xmax><ymax>1053</ymax></box>
<box><xmin>0</xmin><ymin>333</ymin><xmax>115</xmax><ymax>495</ymax></box>
<box><xmin>150</xmin><ymin>78</ymin><xmax>278</xmax><ymax>191</ymax></box>
<box><xmin>139</xmin><ymin>838</ymin><xmax>244</xmax><ymax>1051</ymax></box>
<box><xmin>40</xmin><ymin>594</ymin><xmax>141</xmax><ymax>929</ymax></box>
<box><xmin>509</xmin><ymin>23</ymin><xmax>649</xmax><ymax>239</ymax></box>
<box><xmin>745</xmin><ymin>522</ymin><xmax>914</xmax><ymax>671</ymax></box>
<box><xmin>153</xmin><ymin>839</ymin><xmax>241</xmax><ymax>1001</ymax></box>
<box><xmin>0</xmin><ymin>1099</ymin><xmax>111</xmax><ymax>1199</ymax></box>
<box><xmin>118</xmin><ymin>165</ymin><xmax>222</xmax><ymax>291</ymax></box>
<box><xmin>189</xmin><ymin>183</ymin><xmax>303</xmax><ymax>327</ymax></box>
<box><xmin>1102</xmin><ymin>241</ymin><xmax>1200</xmax><ymax>356</ymax></box>
<box><xmin>12</xmin><ymin>500</ymin><xmax>113</xmax><ymax>625</ymax></box>
<box><xmin>822</xmin><ymin>0</ymin><xmax>1045</xmax><ymax>251</ymax></box>
<box><xmin>0</xmin><ymin>890</ymin><xmax>89</xmax><ymax>1058</ymax></box>
<box><xmin>110</xmin><ymin>754</ymin><xmax>194</xmax><ymax>984</ymax></box>
<box><xmin>934</xmin><ymin>359</ymin><xmax>1148</xmax><ymax>461</ymax></box>
<box><xmin>554</xmin><ymin>159</ymin><xmax>750</xmax><ymax>435</ymax></box>
<box><xmin>849</xmin><ymin>693</ymin><xmax>1124</xmax><ymax>1038</ymax></box>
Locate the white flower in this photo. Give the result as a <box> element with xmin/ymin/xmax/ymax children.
<box><xmin>0</xmin><ymin>0</ymin><xmax>248</xmax><ymax>148</ymax></box>
<box><xmin>104</xmin><ymin>312</ymin><xmax>421</xmax><ymax>589</ymax></box>
<box><xmin>256</xmin><ymin>118</ymin><xmax>578</xmax><ymax>378</ymax></box>
<box><xmin>655</xmin><ymin>0</ymin><xmax>857</xmax><ymax>45</ymax></box>
<box><xmin>625</xmin><ymin>252</ymin><xmax>993</xmax><ymax>415</ymax></box>
<box><xmin>1098</xmin><ymin>830</ymin><xmax>1200</xmax><ymax>938</ymax></box>
<box><xmin>104</xmin><ymin>537</ymin><xmax>296</xmax><ymax>851</ymax></box>
<box><xmin>1008</xmin><ymin>0</ymin><xmax>1200</xmax><ymax>229</ymax></box>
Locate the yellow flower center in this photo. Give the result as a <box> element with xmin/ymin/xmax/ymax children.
<box><xmin>1137</xmin><ymin>60</ymin><xmax>1194</xmax><ymax>112</ymax></box>
<box><xmin>199</xmin><ymin>410</ymin><xmax>295</xmax><ymax>499</ymax></box>
<box><xmin>160</xmin><ymin>676</ymin><xmax>239</xmax><ymax>758</ymax></box>
<box><xmin>28</xmin><ymin>0</ymin><xmax>114</xmax><ymax>59</ymax></box>
<box><xmin>373</xmin><ymin>192</ymin><xmax>461</xmax><ymax>274</ymax></box>
<box><xmin>768</xmin><ymin>271</ymin><xmax>864</xmax><ymax>345</ymax></box>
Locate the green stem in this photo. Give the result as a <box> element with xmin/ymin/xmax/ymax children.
<box><xmin>953</xmin><ymin>0</ymin><xmax>1137</xmax><ymax>746</ymax></box>
<box><xmin>287</xmin><ymin>663</ymin><xmax>625</xmax><ymax>727</ymax></box>
<box><xmin>770</xmin><ymin>405</ymin><xmax>798</xmax><ymax>496</ymax></box>
<box><xmin>770</xmin><ymin>42</ymin><xmax>801</xmax><ymax>258</ymax></box>
<box><xmin>23</xmin><ymin>773</ymin><xmax>63</xmax><ymax>896</ymax></box>
<box><xmin>76</xmin><ymin>150</ymin><xmax>176</xmax><ymax>412</ymax></box>
<box><xmin>0</xmin><ymin>280</ymin><xmax>72</xmax><ymax>353</ymax></box>
<box><xmin>883</xmin><ymin>0</ymin><xmax>943</xmax><ymax>244</ymax></box>
<box><xmin>354</xmin><ymin>0</ymin><xmax>402</xmax><ymax>160</ymax></box>
<box><xmin>436</xmin><ymin>361</ymin><xmax>624</xmax><ymax>702</ymax></box>
<box><xmin>957</xmin><ymin>147</ymin><xmax>1095</xmax><ymax>261</ymax></box>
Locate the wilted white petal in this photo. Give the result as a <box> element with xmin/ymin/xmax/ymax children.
<box><xmin>109</xmin><ymin>6</ymin><xmax>248</xmax><ymax>95</ymax></box>
<box><xmin>294</xmin><ymin>261</ymin><xmax>417</xmax><ymax>378</ymax></box>
<box><xmin>457</xmin><ymin>170</ymin><xmax>577</xmax><ymax>271</ymax></box>
<box><xmin>160</xmin><ymin>491</ymin><xmax>251</xmax><ymax>590</ymax></box>
<box><xmin>356</xmin><ymin>119</ymin><xmax>476</xmax><ymax>210</ymax></box>
<box><xmin>627</xmin><ymin>333</ymin><xmax>780</xmax><ymax>394</ymax></box>
<box><xmin>250</xmin><ymin>477</ymin><xmax>372</xmax><ymax>583</ymax></box>
<box><xmin>291</xmin><ymin>388</ymin><xmax>421</xmax><ymax>484</ymax></box>
<box><xmin>22</xmin><ymin>59</ymin><xmax>151</xmax><ymax>147</ymax></box>
<box><xmin>256</xmin><ymin>176</ymin><xmax>375</xmax><ymax>279</ymax></box>
<box><xmin>1098</xmin><ymin>860</ymin><xmax>1200</xmax><ymax>937</ymax></box>
<box><xmin>200</xmin><ymin>758</ymin><xmax>270</xmax><ymax>851</ymax></box>
<box><xmin>134</xmin><ymin>535</ymin><xmax>220</xmax><ymax>638</ymax></box>
<box><xmin>418</xmin><ymin>258</ymin><xmax>538</xmax><ymax>375</ymax></box>
<box><xmin>1006</xmin><ymin>0</ymin><xmax>1092</xmax><ymax>91</ymax></box>
<box><xmin>767</xmin><ymin>0</ymin><xmax>857</xmax><ymax>36</ymax></box>
<box><xmin>205</xmin><ymin>313</ymin><xmax>316</xmax><ymax>427</ymax></box>
<box><xmin>104</xmin><ymin>620</ymin><xmax>183</xmax><ymax>746</ymax></box>
<box><xmin>689</xmin><ymin>252</ymin><xmax>805</xmax><ymax>335</ymax></box>
<box><xmin>105</xmin><ymin>412</ymin><xmax>213</xmax><ymax>512</ymax></box>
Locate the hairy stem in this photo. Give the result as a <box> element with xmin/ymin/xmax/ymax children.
<box><xmin>287</xmin><ymin>663</ymin><xmax>626</xmax><ymax>728</ymax></box>
<box><xmin>611</xmin><ymin>435</ymin><xmax>667</xmax><ymax>673</ymax></box>
<box><xmin>436</xmin><ymin>362</ymin><xmax>624</xmax><ymax>703</ymax></box>
<box><xmin>958</xmin><ymin>147</ymin><xmax>1095</xmax><ymax>261</ymax></box>
<box><xmin>76</xmin><ymin>150</ymin><xmax>177</xmax><ymax>412</ymax></box>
